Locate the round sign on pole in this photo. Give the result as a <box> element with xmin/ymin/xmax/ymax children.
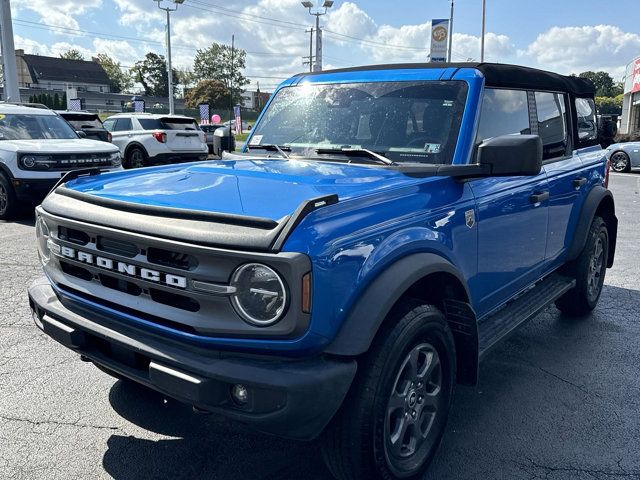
<box><xmin>211</xmin><ymin>114</ymin><xmax>221</xmax><ymax>124</ymax></box>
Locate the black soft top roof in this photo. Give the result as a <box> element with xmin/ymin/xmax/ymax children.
<box><xmin>295</xmin><ymin>62</ymin><xmax>595</xmax><ymax>97</ymax></box>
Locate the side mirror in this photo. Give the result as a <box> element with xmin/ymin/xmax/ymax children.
<box><xmin>76</xmin><ymin>130</ymin><xmax>87</xmax><ymax>138</ymax></box>
<box><xmin>477</xmin><ymin>134</ymin><xmax>542</xmax><ymax>176</ymax></box>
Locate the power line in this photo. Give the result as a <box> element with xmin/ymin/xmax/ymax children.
<box><xmin>183</xmin><ymin>2</ymin><xmax>307</xmax><ymax>32</ymax></box>
<box><xmin>323</xmin><ymin>29</ymin><xmax>428</xmax><ymax>52</ymax></box>
<box><xmin>188</xmin><ymin>0</ymin><xmax>306</xmax><ymax>29</ymax></box>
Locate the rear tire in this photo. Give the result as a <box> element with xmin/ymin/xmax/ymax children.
<box><xmin>321</xmin><ymin>302</ymin><xmax>455</xmax><ymax>480</ymax></box>
<box><xmin>610</xmin><ymin>151</ymin><xmax>631</xmax><ymax>173</ymax></box>
<box><xmin>0</xmin><ymin>173</ymin><xmax>18</xmax><ymax>220</ymax></box>
<box><xmin>124</xmin><ymin>147</ymin><xmax>146</xmax><ymax>169</ymax></box>
<box><xmin>555</xmin><ymin>216</ymin><xmax>608</xmax><ymax>316</ymax></box>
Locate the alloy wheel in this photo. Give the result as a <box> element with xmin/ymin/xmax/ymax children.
<box><xmin>587</xmin><ymin>234</ymin><xmax>605</xmax><ymax>300</ymax></box>
<box><xmin>610</xmin><ymin>152</ymin><xmax>629</xmax><ymax>172</ymax></box>
<box><xmin>385</xmin><ymin>342</ymin><xmax>442</xmax><ymax>461</ymax></box>
<box><xmin>129</xmin><ymin>149</ymin><xmax>145</xmax><ymax>169</ymax></box>
<box><xmin>0</xmin><ymin>183</ymin><xmax>7</xmax><ymax>215</ymax></box>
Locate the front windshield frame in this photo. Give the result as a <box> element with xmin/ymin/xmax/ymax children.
<box><xmin>0</xmin><ymin>113</ymin><xmax>79</xmax><ymax>141</ymax></box>
<box><xmin>248</xmin><ymin>80</ymin><xmax>468</xmax><ymax>165</ymax></box>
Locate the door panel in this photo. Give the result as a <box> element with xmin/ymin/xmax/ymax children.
<box><xmin>544</xmin><ymin>156</ymin><xmax>587</xmax><ymax>264</ymax></box>
<box><xmin>469</xmin><ymin>173</ymin><xmax>549</xmax><ymax>318</ymax></box>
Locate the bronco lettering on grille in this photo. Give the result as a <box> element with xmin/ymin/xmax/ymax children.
<box><xmin>59</xmin><ymin>245</ymin><xmax>187</xmax><ymax>289</ymax></box>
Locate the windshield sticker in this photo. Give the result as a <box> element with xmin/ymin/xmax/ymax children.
<box><xmin>0</xmin><ymin>114</ymin><xmax>5</xmax><ymax>120</ymax></box>
<box><xmin>424</xmin><ymin>143</ymin><xmax>441</xmax><ymax>154</ymax></box>
<box><xmin>249</xmin><ymin>135</ymin><xmax>263</xmax><ymax>146</ymax></box>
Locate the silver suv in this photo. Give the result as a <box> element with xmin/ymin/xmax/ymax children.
<box><xmin>103</xmin><ymin>113</ymin><xmax>208</xmax><ymax>168</ymax></box>
<box><xmin>0</xmin><ymin>103</ymin><xmax>121</xmax><ymax>219</ymax></box>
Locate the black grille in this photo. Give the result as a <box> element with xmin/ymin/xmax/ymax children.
<box><xmin>60</xmin><ymin>261</ymin><xmax>93</xmax><ymax>281</ymax></box>
<box><xmin>58</xmin><ymin>226</ymin><xmax>90</xmax><ymax>245</ymax></box>
<box><xmin>149</xmin><ymin>288</ymin><xmax>200</xmax><ymax>312</ymax></box>
<box><xmin>147</xmin><ymin>247</ymin><xmax>197</xmax><ymax>270</ymax></box>
<box><xmin>99</xmin><ymin>273</ymin><xmax>142</xmax><ymax>296</ymax></box>
<box><xmin>97</xmin><ymin>236</ymin><xmax>139</xmax><ymax>258</ymax></box>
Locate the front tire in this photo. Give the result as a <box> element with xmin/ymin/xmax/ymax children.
<box><xmin>610</xmin><ymin>151</ymin><xmax>631</xmax><ymax>173</ymax></box>
<box><xmin>0</xmin><ymin>173</ymin><xmax>18</xmax><ymax>220</ymax></box>
<box><xmin>321</xmin><ymin>302</ymin><xmax>456</xmax><ymax>480</ymax></box>
<box><xmin>555</xmin><ymin>216</ymin><xmax>609</xmax><ymax>316</ymax></box>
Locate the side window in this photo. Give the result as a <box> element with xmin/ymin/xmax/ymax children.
<box><xmin>103</xmin><ymin>119</ymin><xmax>115</xmax><ymax>132</ymax></box>
<box><xmin>534</xmin><ymin>92</ymin><xmax>568</xmax><ymax>160</ymax></box>
<box><xmin>575</xmin><ymin>97</ymin><xmax>598</xmax><ymax>144</ymax></box>
<box><xmin>476</xmin><ymin>89</ymin><xmax>530</xmax><ymax>143</ymax></box>
<box><xmin>114</xmin><ymin>118</ymin><xmax>132</xmax><ymax>132</ymax></box>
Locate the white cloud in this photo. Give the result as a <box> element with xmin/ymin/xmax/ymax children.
<box><xmin>14</xmin><ymin>0</ymin><xmax>102</xmax><ymax>31</ymax></box>
<box><xmin>523</xmin><ymin>25</ymin><xmax>640</xmax><ymax>79</ymax></box>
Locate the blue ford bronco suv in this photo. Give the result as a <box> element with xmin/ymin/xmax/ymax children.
<box><xmin>29</xmin><ymin>63</ymin><xmax>617</xmax><ymax>480</ymax></box>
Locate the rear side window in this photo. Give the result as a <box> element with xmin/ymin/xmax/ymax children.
<box><xmin>534</xmin><ymin>92</ymin><xmax>568</xmax><ymax>160</ymax></box>
<box><xmin>103</xmin><ymin>119</ymin><xmax>115</xmax><ymax>132</ymax></box>
<box><xmin>113</xmin><ymin>118</ymin><xmax>132</xmax><ymax>132</ymax></box>
<box><xmin>476</xmin><ymin>88</ymin><xmax>530</xmax><ymax>143</ymax></box>
<box><xmin>575</xmin><ymin>97</ymin><xmax>598</xmax><ymax>144</ymax></box>
<box><xmin>138</xmin><ymin>119</ymin><xmax>163</xmax><ymax>130</ymax></box>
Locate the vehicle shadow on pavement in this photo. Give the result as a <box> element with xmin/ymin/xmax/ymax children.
<box><xmin>102</xmin><ymin>284</ymin><xmax>640</xmax><ymax>480</ymax></box>
<box><xmin>103</xmin><ymin>380</ymin><xmax>332</xmax><ymax>480</ymax></box>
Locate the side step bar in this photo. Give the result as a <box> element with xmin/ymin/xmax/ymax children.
<box><xmin>478</xmin><ymin>274</ymin><xmax>576</xmax><ymax>359</ymax></box>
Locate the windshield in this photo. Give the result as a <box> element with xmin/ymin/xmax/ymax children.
<box><xmin>61</xmin><ymin>114</ymin><xmax>103</xmax><ymax>129</ymax></box>
<box><xmin>249</xmin><ymin>81</ymin><xmax>468</xmax><ymax>164</ymax></box>
<box><xmin>0</xmin><ymin>113</ymin><xmax>78</xmax><ymax>140</ymax></box>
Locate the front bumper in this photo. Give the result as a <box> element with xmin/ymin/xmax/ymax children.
<box><xmin>28</xmin><ymin>277</ymin><xmax>356</xmax><ymax>440</ymax></box>
<box><xmin>13</xmin><ymin>177</ymin><xmax>59</xmax><ymax>202</ymax></box>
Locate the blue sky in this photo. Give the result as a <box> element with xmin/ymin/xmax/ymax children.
<box><xmin>11</xmin><ymin>0</ymin><xmax>640</xmax><ymax>92</ymax></box>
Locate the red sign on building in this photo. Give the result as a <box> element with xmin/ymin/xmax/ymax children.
<box><xmin>632</xmin><ymin>57</ymin><xmax>640</xmax><ymax>93</ymax></box>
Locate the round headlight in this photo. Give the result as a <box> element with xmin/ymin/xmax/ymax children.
<box><xmin>22</xmin><ymin>155</ymin><xmax>37</xmax><ymax>168</ymax></box>
<box><xmin>231</xmin><ymin>263</ymin><xmax>287</xmax><ymax>326</ymax></box>
<box><xmin>35</xmin><ymin>215</ymin><xmax>51</xmax><ymax>266</ymax></box>
<box><xmin>109</xmin><ymin>152</ymin><xmax>122</xmax><ymax>166</ymax></box>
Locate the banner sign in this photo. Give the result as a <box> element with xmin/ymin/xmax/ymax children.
<box><xmin>234</xmin><ymin>105</ymin><xmax>242</xmax><ymax>134</ymax></box>
<box><xmin>199</xmin><ymin>103</ymin><xmax>210</xmax><ymax>123</ymax></box>
<box><xmin>430</xmin><ymin>19</ymin><xmax>449</xmax><ymax>63</ymax></box>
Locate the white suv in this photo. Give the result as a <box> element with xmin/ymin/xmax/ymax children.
<box><xmin>103</xmin><ymin>113</ymin><xmax>208</xmax><ymax>168</ymax></box>
<box><xmin>0</xmin><ymin>104</ymin><xmax>121</xmax><ymax>220</ymax></box>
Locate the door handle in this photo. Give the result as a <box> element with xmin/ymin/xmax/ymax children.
<box><xmin>529</xmin><ymin>191</ymin><xmax>549</xmax><ymax>204</ymax></box>
<box><xmin>572</xmin><ymin>177</ymin><xmax>587</xmax><ymax>188</ymax></box>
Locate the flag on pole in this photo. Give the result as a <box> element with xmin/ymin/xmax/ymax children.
<box><xmin>199</xmin><ymin>103</ymin><xmax>210</xmax><ymax>124</ymax></box>
<box><xmin>233</xmin><ymin>105</ymin><xmax>242</xmax><ymax>135</ymax></box>
<box><xmin>68</xmin><ymin>98</ymin><xmax>82</xmax><ymax>111</ymax></box>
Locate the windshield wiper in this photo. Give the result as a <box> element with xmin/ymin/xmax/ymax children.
<box><xmin>315</xmin><ymin>147</ymin><xmax>396</xmax><ymax>166</ymax></box>
<box><xmin>246</xmin><ymin>144</ymin><xmax>290</xmax><ymax>159</ymax></box>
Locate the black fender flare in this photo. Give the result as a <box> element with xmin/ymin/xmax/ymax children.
<box><xmin>0</xmin><ymin>162</ymin><xmax>15</xmax><ymax>180</ymax></box>
<box><xmin>325</xmin><ymin>252</ymin><xmax>473</xmax><ymax>357</ymax></box>
<box><xmin>566</xmin><ymin>186</ymin><xmax>617</xmax><ymax>267</ymax></box>
<box><xmin>124</xmin><ymin>142</ymin><xmax>149</xmax><ymax>160</ymax></box>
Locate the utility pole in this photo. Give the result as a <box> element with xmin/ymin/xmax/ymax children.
<box><xmin>0</xmin><ymin>0</ymin><xmax>20</xmax><ymax>102</ymax></box>
<box><xmin>301</xmin><ymin>1</ymin><xmax>333</xmax><ymax>72</ymax></box>
<box><xmin>154</xmin><ymin>0</ymin><xmax>184</xmax><ymax>115</ymax></box>
<box><xmin>228</xmin><ymin>34</ymin><xmax>234</xmax><ymax>152</ymax></box>
<box><xmin>302</xmin><ymin>27</ymin><xmax>314</xmax><ymax>72</ymax></box>
<box><xmin>447</xmin><ymin>0</ymin><xmax>454</xmax><ymax>62</ymax></box>
<box><xmin>480</xmin><ymin>0</ymin><xmax>486</xmax><ymax>62</ymax></box>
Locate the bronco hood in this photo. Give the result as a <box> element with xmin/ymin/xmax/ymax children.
<box><xmin>41</xmin><ymin>159</ymin><xmax>418</xmax><ymax>251</ymax></box>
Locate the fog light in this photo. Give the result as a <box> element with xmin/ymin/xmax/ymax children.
<box><xmin>231</xmin><ymin>384</ymin><xmax>248</xmax><ymax>405</ymax></box>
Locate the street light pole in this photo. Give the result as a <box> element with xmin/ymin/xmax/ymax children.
<box><xmin>301</xmin><ymin>1</ymin><xmax>333</xmax><ymax>72</ymax></box>
<box><xmin>480</xmin><ymin>0</ymin><xmax>486</xmax><ymax>62</ymax></box>
<box><xmin>447</xmin><ymin>0</ymin><xmax>454</xmax><ymax>62</ymax></box>
<box><xmin>0</xmin><ymin>0</ymin><xmax>20</xmax><ymax>102</ymax></box>
<box><xmin>154</xmin><ymin>0</ymin><xmax>184</xmax><ymax>114</ymax></box>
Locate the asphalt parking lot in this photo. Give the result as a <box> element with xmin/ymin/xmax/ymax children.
<box><xmin>1</xmin><ymin>173</ymin><xmax>639</xmax><ymax>480</ymax></box>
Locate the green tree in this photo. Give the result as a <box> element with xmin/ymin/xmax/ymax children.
<box><xmin>595</xmin><ymin>94</ymin><xmax>623</xmax><ymax>115</ymax></box>
<box><xmin>131</xmin><ymin>53</ymin><xmax>177</xmax><ymax>97</ymax></box>
<box><xmin>577</xmin><ymin>71</ymin><xmax>623</xmax><ymax>97</ymax></box>
<box><xmin>53</xmin><ymin>93</ymin><xmax>61</xmax><ymax>109</ymax></box>
<box><xmin>184</xmin><ymin>79</ymin><xmax>231</xmax><ymax>109</ymax></box>
<box><xmin>193</xmin><ymin>43</ymin><xmax>249</xmax><ymax>105</ymax></box>
<box><xmin>95</xmin><ymin>53</ymin><xmax>133</xmax><ymax>94</ymax></box>
<box><xmin>60</xmin><ymin>49</ymin><xmax>85</xmax><ymax>61</ymax></box>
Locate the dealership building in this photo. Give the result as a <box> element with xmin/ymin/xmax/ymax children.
<box><xmin>620</xmin><ymin>56</ymin><xmax>640</xmax><ymax>134</ymax></box>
